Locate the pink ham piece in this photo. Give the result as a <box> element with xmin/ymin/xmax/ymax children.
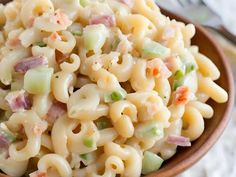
<box><xmin>89</xmin><ymin>15</ymin><xmax>116</xmax><ymax>27</ymax></box>
<box><xmin>29</xmin><ymin>171</ymin><xmax>47</xmax><ymax>177</ymax></box>
<box><xmin>0</xmin><ymin>135</ymin><xmax>10</xmax><ymax>158</ymax></box>
<box><xmin>118</xmin><ymin>0</ymin><xmax>134</xmax><ymax>7</ymax></box>
<box><xmin>14</xmin><ymin>55</ymin><xmax>48</xmax><ymax>73</ymax></box>
<box><xmin>5</xmin><ymin>90</ymin><xmax>31</xmax><ymax>112</ymax></box>
<box><xmin>45</xmin><ymin>101</ymin><xmax>67</xmax><ymax>124</ymax></box>
<box><xmin>0</xmin><ymin>135</ymin><xmax>9</xmax><ymax>149</ymax></box>
<box><xmin>166</xmin><ymin>135</ymin><xmax>191</xmax><ymax>147</ymax></box>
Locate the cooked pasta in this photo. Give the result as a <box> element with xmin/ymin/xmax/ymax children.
<box><xmin>0</xmin><ymin>0</ymin><xmax>228</xmax><ymax>177</ymax></box>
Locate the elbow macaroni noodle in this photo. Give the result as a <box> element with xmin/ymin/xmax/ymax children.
<box><xmin>0</xmin><ymin>0</ymin><xmax>228</xmax><ymax>176</ymax></box>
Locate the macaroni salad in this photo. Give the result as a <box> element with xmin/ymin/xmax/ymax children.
<box><xmin>0</xmin><ymin>0</ymin><xmax>228</xmax><ymax>177</ymax></box>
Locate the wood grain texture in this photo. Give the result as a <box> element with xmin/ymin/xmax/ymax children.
<box><xmin>0</xmin><ymin>1</ymin><xmax>234</xmax><ymax>177</ymax></box>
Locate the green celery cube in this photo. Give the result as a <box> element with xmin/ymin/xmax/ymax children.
<box><xmin>24</xmin><ymin>66</ymin><xmax>53</xmax><ymax>95</ymax></box>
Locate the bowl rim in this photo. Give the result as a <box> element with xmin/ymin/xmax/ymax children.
<box><xmin>0</xmin><ymin>5</ymin><xmax>234</xmax><ymax>177</ymax></box>
<box><xmin>146</xmin><ymin>9</ymin><xmax>235</xmax><ymax>177</ymax></box>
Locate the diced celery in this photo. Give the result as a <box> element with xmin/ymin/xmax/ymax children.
<box><xmin>173</xmin><ymin>78</ymin><xmax>185</xmax><ymax>91</ymax></box>
<box><xmin>80</xmin><ymin>0</ymin><xmax>90</xmax><ymax>7</ymax></box>
<box><xmin>68</xmin><ymin>23</ymin><xmax>83</xmax><ymax>36</ymax></box>
<box><xmin>174</xmin><ymin>70</ymin><xmax>185</xmax><ymax>80</ymax></box>
<box><xmin>104</xmin><ymin>94</ymin><xmax>112</xmax><ymax>103</ymax></box>
<box><xmin>24</xmin><ymin>66</ymin><xmax>53</xmax><ymax>95</ymax></box>
<box><xmin>0</xmin><ymin>126</ymin><xmax>17</xmax><ymax>143</ymax></box>
<box><xmin>185</xmin><ymin>63</ymin><xmax>196</xmax><ymax>74</ymax></box>
<box><xmin>142</xmin><ymin>39</ymin><xmax>170</xmax><ymax>59</ymax></box>
<box><xmin>142</xmin><ymin>151</ymin><xmax>164</xmax><ymax>175</ymax></box>
<box><xmin>34</xmin><ymin>41</ymin><xmax>47</xmax><ymax>47</ymax></box>
<box><xmin>72</xmin><ymin>30</ymin><xmax>82</xmax><ymax>36</ymax></box>
<box><xmin>80</xmin><ymin>153</ymin><xmax>95</xmax><ymax>165</ymax></box>
<box><xmin>83</xmin><ymin>137</ymin><xmax>94</xmax><ymax>148</ymax></box>
<box><xmin>80</xmin><ymin>153</ymin><xmax>89</xmax><ymax>160</ymax></box>
<box><xmin>104</xmin><ymin>89</ymin><xmax>127</xmax><ymax>103</ymax></box>
<box><xmin>83</xmin><ymin>24</ymin><xmax>108</xmax><ymax>51</ymax></box>
<box><xmin>110</xmin><ymin>36</ymin><xmax>120</xmax><ymax>51</ymax></box>
<box><xmin>96</xmin><ymin>120</ymin><xmax>111</xmax><ymax>130</ymax></box>
<box><xmin>110</xmin><ymin>91</ymin><xmax>123</xmax><ymax>101</ymax></box>
<box><xmin>136</xmin><ymin>123</ymin><xmax>163</xmax><ymax>139</ymax></box>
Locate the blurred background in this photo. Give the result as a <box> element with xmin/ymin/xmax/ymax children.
<box><xmin>156</xmin><ymin>0</ymin><xmax>236</xmax><ymax>177</ymax></box>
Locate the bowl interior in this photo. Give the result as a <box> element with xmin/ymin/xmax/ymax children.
<box><xmin>0</xmin><ymin>2</ymin><xmax>234</xmax><ymax>177</ymax></box>
<box><xmin>146</xmin><ymin>9</ymin><xmax>234</xmax><ymax>177</ymax></box>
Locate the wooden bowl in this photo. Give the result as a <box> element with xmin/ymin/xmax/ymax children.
<box><xmin>0</xmin><ymin>1</ymin><xmax>234</xmax><ymax>177</ymax></box>
<box><xmin>146</xmin><ymin>9</ymin><xmax>235</xmax><ymax>177</ymax></box>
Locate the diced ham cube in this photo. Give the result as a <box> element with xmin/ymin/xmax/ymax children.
<box><xmin>5</xmin><ymin>90</ymin><xmax>31</xmax><ymax>112</ymax></box>
<box><xmin>0</xmin><ymin>135</ymin><xmax>10</xmax><ymax>149</ymax></box>
<box><xmin>45</xmin><ymin>101</ymin><xmax>67</xmax><ymax>124</ymax></box>
<box><xmin>29</xmin><ymin>171</ymin><xmax>47</xmax><ymax>177</ymax></box>
<box><xmin>14</xmin><ymin>55</ymin><xmax>48</xmax><ymax>73</ymax></box>
<box><xmin>89</xmin><ymin>15</ymin><xmax>116</xmax><ymax>28</ymax></box>
<box><xmin>166</xmin><ymin>135</ymin><xmax>191</xmax><ymax>147</ymax></box>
